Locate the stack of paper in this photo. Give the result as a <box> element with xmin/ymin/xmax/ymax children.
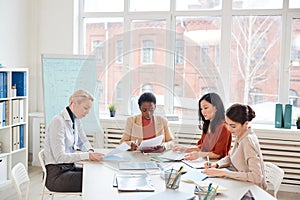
<box><xmin>103</xmin><ymin>143</ymin><xmax>131</xmax><ymax>161</ymax></box>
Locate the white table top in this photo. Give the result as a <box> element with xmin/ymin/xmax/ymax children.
<box><xmin>82</xmin><ymin>151</ymin><xmax>276</xmax><ymax>200</ymax></box>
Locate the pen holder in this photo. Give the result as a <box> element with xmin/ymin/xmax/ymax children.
<box><xmin>195</xmin><ymin>185</ymin><xmax>217</xmax><ymax>200</ymax></box>
<box><xmin>164</xmin><ymin>169</ymin><xmax>181</xmax><ymax>190</ymax></box>
<box><xmin>203</xmin><ymin>188</ymin><xmax>216</xmax><ymax>200</ymax></box>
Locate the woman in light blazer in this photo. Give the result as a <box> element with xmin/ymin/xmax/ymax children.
<box><xmin>120</xmin><ymin>92</ymin><xmax>174</xmax><ymax>150</ymax></box>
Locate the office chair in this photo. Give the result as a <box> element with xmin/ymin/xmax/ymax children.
<box><xmin>38</xmin><ymin>149</ymin><xmax>82</xmax><ymax>200</ymax></box>
<box><xmin>11</xmin><ymin>162</ymin><xmax>30</xmax><ymax>200</ymax></box>
<box><xmin>264</xmin><ymin>161</ymin><xmax>284</xmax><ymax>198</ymax></box>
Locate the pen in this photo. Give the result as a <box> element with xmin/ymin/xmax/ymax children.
<box><xmin>167</xmin><ymin>167</ymin><xmax>173</xmax><ymax>186</ymax></box>
<box><xmin>206</xmin><ymin>155</ymin><xmax>210</xmax><ymax>167</ymax></box>
<box><xmin>208</xmin><ymin>183</ymin><xmax>212</xmax><ymax>191</ymax></box>
<box><xmin>203</xmin><ymin>183</ymin><xmax>213</xmax><ymax>200</ymax></box>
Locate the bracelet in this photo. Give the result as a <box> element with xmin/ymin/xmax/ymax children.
<box><xmin>88</xmin><ymin>149</ymin><xmax>94</xmax><ymax>152</ymax></box>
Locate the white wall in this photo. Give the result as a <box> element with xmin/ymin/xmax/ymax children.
<box><xmin>0</xmin><ymin>0</ymin><xmax>30</xmax><ymax>67</ymax></box>
<box><xmin>0</xmin><ymin>0</ymin><xmax>75</xmax><ymax>113</ymax></box>
<box><xmin>34</xmin><ymin>0</ymin><xmax>75</xmax><ymax>112</ymax></box>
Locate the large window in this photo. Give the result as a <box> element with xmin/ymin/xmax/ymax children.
<box><xmin>80</xmin><ymin>0</ymin><xmax>300</xmax><ymax>125</ymax></box>
<box><xmin>230</xmin><ymin>15</ymin><xmax>281</xmax><ymax>123</ymax></box>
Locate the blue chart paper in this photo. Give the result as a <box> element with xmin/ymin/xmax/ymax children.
<box><xmin>42</xmin><ymin>54</ymin><xmax>101</xmax><ymax>133</ymax></box>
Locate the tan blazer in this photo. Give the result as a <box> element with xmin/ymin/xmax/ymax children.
<box><xmin>120</xmin><ymin>114</ymin><xmax>174</xmax><ymax>150</ymax></box>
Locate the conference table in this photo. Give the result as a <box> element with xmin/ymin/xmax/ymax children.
<box><xmin>82</xmin><ymin>150</ymin><xmax>276</xmax><ymax>200</ymax></box>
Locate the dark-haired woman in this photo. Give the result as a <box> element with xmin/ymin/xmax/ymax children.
<box><xmin>202</xmin><ymin>103</ymin><xmax>267</xmax><ymax>189</ymax></box>
<box><xmin>173</xmin><ymin>92</ymin><xmax>232</xmax><ymax>160</ymax></box>
<box><xmin>120</xmin><ymin>92</ymin><xmax>174</xmax><ymax>151</ymax></box>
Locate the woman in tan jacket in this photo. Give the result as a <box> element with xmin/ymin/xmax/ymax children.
<box><xmin>202</xmin><ymin>103</ymin><xmax>267</xmax><ymax>189</ymax></box>
<box><xmin>120</xmin><ymin>92</ymin><xmax>174</xmax><ymax>151</ymax></box>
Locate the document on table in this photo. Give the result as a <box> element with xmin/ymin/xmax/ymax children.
<box><xmin>114</xmin><ymin>173</ymin><xmax>155</xmax><ymax>192</ymax></box>
<box><xmin>181</xmin><ymin>157</ymin><xmax>206</xmax><ymax>169</ymax></box>
<box><xmin>181</xmin><ymin>169</ymin><xmax>208</xmax><ymax>183</ymax></box>
<box><xmin>103</xmin><ymin>143</ymin><xmax>131</xmax><ymax>161</ymax></box>
<box><xmin>139</xmin><ymin>135</ymin><xmax>164</xmax><ymax>148</ymax></box>
<box><xmin>157</xmin><ymin>150</ymin><xmax>186</xmax><ymax>161</ymax></box>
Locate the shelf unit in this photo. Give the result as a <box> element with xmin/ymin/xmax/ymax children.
<box><xmin>0</xmin><ymin>68</ymin><xmax>28</xmax><ymax>186</ymax></box>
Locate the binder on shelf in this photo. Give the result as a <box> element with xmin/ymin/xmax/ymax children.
<box><xmin>17</xmin><ymin>126</ymin><xmax>20</xmax><ymax>149</ymax></box>
<box><xmin>5</xmin><ymin>101</ymin><xmax>9</xmax><ymax>126</ymax></box>
<box><xmin>12</xmin><ymin>72</ymin><xmax>27</xmax><ymax>96</ymax></box>
<box><xmin>275</xmin><ymin>103</ymin><xmax>283</xmax><ymax>128</ymax></box>
<box><xmin>12</xmin><ymin>100</ymin><xmax>19</xmax><ymax>124</ymax></box>
<box><xmin>19</xmin><ymin>99</ymin><xmax>24</xmax><ymax>123</ymax></box>
<box><xmin>2</xmin><ymin>101</ymin><xmax>6</xmax><ymax>126</ymax></box>
<box><xmin>283</xmin><ymin>104</ymin><xmax>292</xmax><ymax>129</ymax></box>
<box><xmin>12</xmin><ymin>126</ymin><xmax>17</xmax><ymax>151</ymax></box>
<box><xmin>19</xmin><ymin>125</ymin><xmax>24</xmax><ymax>148</ymax></box>
<box><xmin>3</xmin><ymin>72</ymin><xmax>7</xmax><ymax>98</ymax></box>
<box><xmin>0</xmin><ymin>73</ymin><xmax>3</xmax><ymax>98</ymax></box>
<box><xmin>0</xmin><ymin>102</ymin><xmax>3</xmax><ymax>127</ymax></box>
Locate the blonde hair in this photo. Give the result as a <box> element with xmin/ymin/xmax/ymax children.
<box><xmin>69</xmin><ymin>89</ymin><xmax>94</xmax><ymax>105</ymax></box>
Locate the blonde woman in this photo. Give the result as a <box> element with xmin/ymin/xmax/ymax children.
<box><xmin>44</xmin><ymin>89</ymin><xmax>104</xmax><ymax>192</ymax></box>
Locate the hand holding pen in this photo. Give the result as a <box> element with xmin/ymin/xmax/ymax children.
<box><xmin>130</xmin><ymin>139</ymin><xmax>139</xmax><ymax>151</ymax></box>
<box><xmin>204</xmin><ymin>159</ymin><xmax>218</xmax><ymax>169</ymax></box>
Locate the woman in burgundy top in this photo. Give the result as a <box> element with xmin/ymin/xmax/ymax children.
<box><xmin>173</xmin><ymin>92</ymin><xmax>232</xmax><ymax>160</ymax></box>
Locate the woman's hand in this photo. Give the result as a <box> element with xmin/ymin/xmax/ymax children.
<box><xmin>204</xmin><ymin>162</ymin><xmax>218</xmax><ymax>169</ymax></box>
<box><xmin>201</xmin><ymin>168</ymin><xmax>225</xmax><ymax>177</ymax></box>
<box><xmin>172</xmin><ymin>145</ymin><xmax>187</xmax><ymax>152</ymax></box>
<box><xmin>89</xmin><ymin>152</ymin><xmax>104</xmax><ymax>161</ymax></box>
<box><xmin>130</xmin><ymin>141</ymin><xmax>138</xmax><ymax>151</ymax></box>
<box><xmin>183</xmin><ymin>151</ymin><xmax>199</xmax><ymax>160</ymax></box>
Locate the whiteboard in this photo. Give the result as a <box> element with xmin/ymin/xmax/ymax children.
<box><xmin>41</xmin><ymin>54</ymin><xmax>101</xmax><ymax>132</ymax></box>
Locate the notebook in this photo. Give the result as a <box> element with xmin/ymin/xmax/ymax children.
<box><xmin>118</xmin><ymin>161</ymin><xmax>159</xmax><ymax>170</ymax></box>
<box><xmin>181</xmin><ymin>158</ymin><xmax>206</xmax><ymax>169</ymax></box>
<box><xmin>156</xmin><ymin>150</ymin><xmax>186</xmax><ymax>161</ymax></box>
<box><xmin>114</xmin><ymin>173</ymin><xmax>155</xmax><ymax>192</ymax></box>
<box><xmin>181</xmin><ymin>169</ymin><xmax>208</xmax><ymax>183</ymax></box>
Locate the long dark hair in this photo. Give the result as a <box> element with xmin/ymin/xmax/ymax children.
<box><xmin>226</xmin><ymin>103</ymin><xmax>256</xmax><ymax>124</ymax></box>
<box><xmin>198</xmin><ymin>92</ymin><xmax>225</xmax><ymax>134</ymax></box>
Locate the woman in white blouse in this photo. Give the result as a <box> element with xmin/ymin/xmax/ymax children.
<box><xmin>202</xmin><ymin>103</ymin><xmax>267</xmax><ymax>189</ymax></box>
<box><xmin>43</xmin><ymin>89</ymin><xmax>104</xmax><ymax>192</ymax></box>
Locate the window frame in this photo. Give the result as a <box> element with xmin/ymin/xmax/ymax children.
<box><xmin>78</xmin><ymin>0</ymin><xmax>300</xmax><ymax>125</ymax></box>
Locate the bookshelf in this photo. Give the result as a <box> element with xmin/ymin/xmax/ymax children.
<box><xmin>0</xmin><ymin>68</ymin><xmax>28</xmax><ymax>186</ymax></box>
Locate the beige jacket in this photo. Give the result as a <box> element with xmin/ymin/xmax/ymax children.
<box><xmin>120</xmin><ymin>114</ymin><xmax>174</xmax><ymax>150</ymax></box>
<box><xmin>216</xmin><ymin>127</ymin><xmax>267</xmax><ymax>190</ymax></box>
